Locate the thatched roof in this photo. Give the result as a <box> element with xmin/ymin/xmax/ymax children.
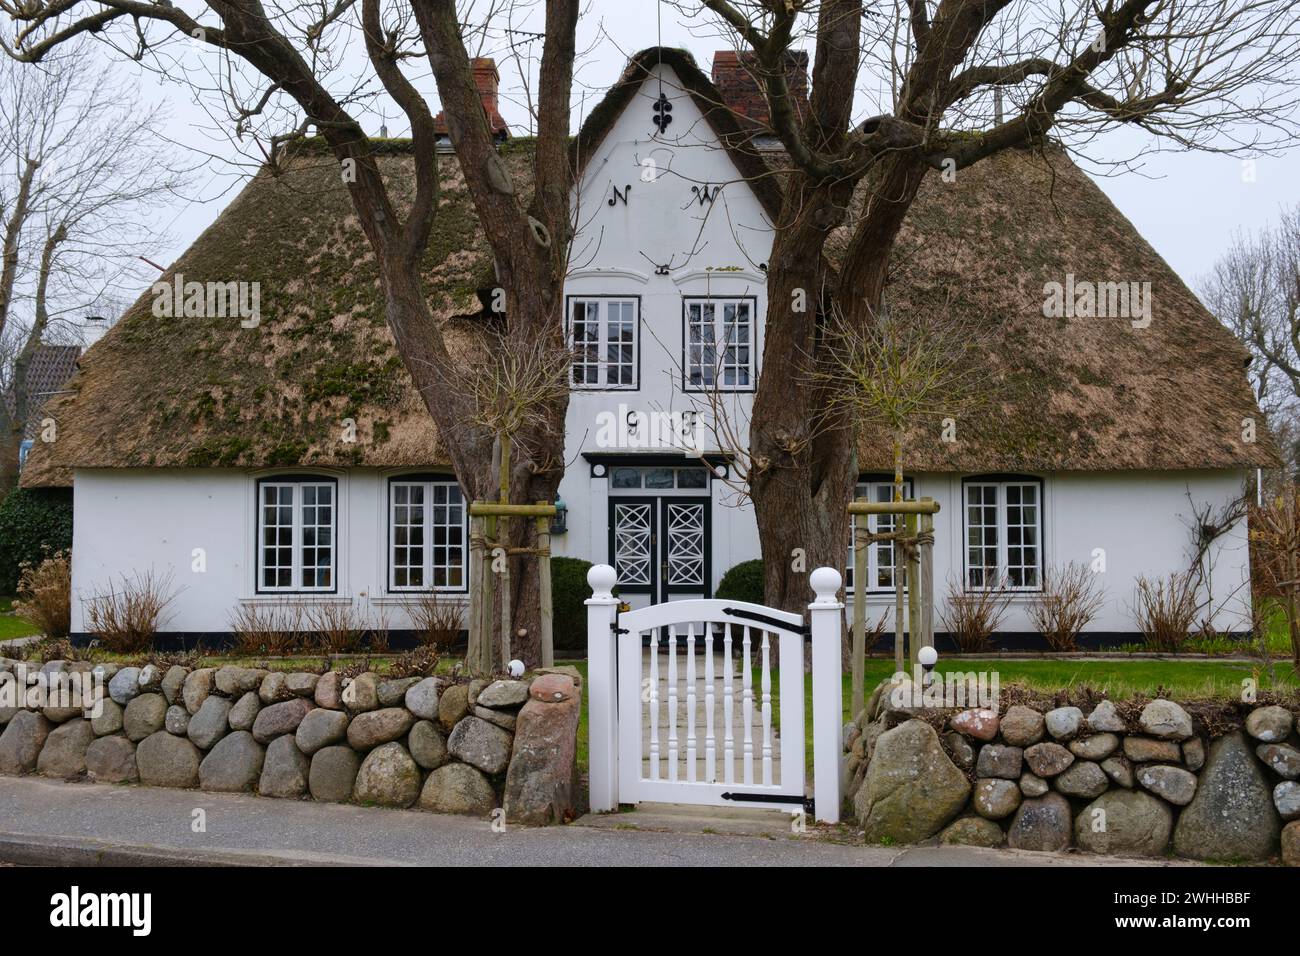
<box><xmin>21</xmin><ymin>51</ymin><xmax>1274</xmax><ymax>487</ymax></box>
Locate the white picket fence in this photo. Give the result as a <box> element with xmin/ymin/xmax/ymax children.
<box><xmin>586</xmin><ymin>564</ymin><xmax>844</xmax><ymax>823</ymax></box>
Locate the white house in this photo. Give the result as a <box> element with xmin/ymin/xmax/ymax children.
<box><xmin>20</xmin><ymin>48</ymin><xmax>1274</xmax><ymax>648</ymax></box>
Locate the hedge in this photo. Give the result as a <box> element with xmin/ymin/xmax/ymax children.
<box><xmin>715</xmin><ymin>559</ymin><xmax>764</xmax><ymax>606</ymax></box>
<box><xmin>551</xmin><ymin>556</ymin><xmax>597</xmax><ymax>652</ymax></box>
<box><xmin>0</xmin><ymin>487</ymin><xmax>73</xmax><ymax>594</ymax></box>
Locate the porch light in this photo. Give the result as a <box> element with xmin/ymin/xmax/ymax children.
<box><xmin>550</xmin><ymin>496</ymin><xmax>567</xmax><ymax>535</ymax></box>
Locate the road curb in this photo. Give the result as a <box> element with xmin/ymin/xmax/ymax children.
<box><xmin>0</xmin><ymin>833</ymin><xmax>365</xmax><ymax>867</ymax></box>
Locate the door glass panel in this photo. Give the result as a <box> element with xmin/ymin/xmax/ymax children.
<box><xmin>664</xmin><ymin>502</ymin><xmax>705</xmax><ymax>587</ymax></box>
<box><xmin>613</xmin><ymin>503</ymin><xmax>653</xmax><ymax>586</ymax></box>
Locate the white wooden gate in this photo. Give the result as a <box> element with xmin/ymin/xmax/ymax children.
<box><xmin>586</xmin><ymin>564</ymin><xmax>844</xmax><ymax>823</ymax></box>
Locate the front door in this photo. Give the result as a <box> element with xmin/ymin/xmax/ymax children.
<box><xmin>611</xmin><ymin>496</ymin><xmax>710</xmax><ymax>605</ymax></box>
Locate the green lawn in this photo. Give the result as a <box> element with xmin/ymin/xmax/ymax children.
<box><xmin>0</xmin><ymin>614</ymin><xmax>40</xmax><ymax>641</ymax></box>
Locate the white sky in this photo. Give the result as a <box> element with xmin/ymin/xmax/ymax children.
<box><xmin>122</xmin><ymin>1</ymin><xmax>1300</xmax><ymax>299</ymax></box>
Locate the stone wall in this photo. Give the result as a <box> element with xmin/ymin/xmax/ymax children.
<box><xmin>0</xmin><ymin>659</ymin><xmax>581</xmax><ymax>826</ymax></box>
<box><xmin>845</xmin><ymin>682</ymin><xmax>1300</xmax><ymax>865</ymax></box>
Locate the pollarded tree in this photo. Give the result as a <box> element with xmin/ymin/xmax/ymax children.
<box><xmin>2</xmin><ymin>0</ymin><xmax>580</xmax><ymax>664</ymax></box>
<box><xmin>691</xmin><ymin>0</ymin><xmax>1300</xmax><ymax>613</ymax></box>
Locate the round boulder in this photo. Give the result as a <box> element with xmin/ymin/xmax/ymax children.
<box><xmin>447</xmin><ymin>715</ymin><xmax>514</xmax><ymax>775</ymax></box>
<box><xmin>1075</xmin><ymin>789</ymin><xmax>1173</xmax><ymax>857</ymax></box>
<box><xmin>1055</xmin><ymin>760</ymin><xmax>1109</xmax><ymax>799</ymax></box>
<box><xmin>199</xmin><ymin>730</ymin><xmax>265</xmax><ymax>792</ymax></box>
<box><xmin>295</xmin><ymin>707</ymin><xmax>350</xmax><ymax>755</ymax></box>
<box><xmin>342</xmin><ymin>673</ymin><xmax>380</xmax><ymax>714</ymax></box>
<box><xmin>309</xmin><ymin>745</ymin><xmax>362</xmax><ymax>802</ymax></box>
<box><xmin>1044</xmin><ymin>706</ymin><xmax>1083</xmax><ymax>741</ymax></box>
<box><xmin>949</xmin><ymin>708</ymin><xmax>999</xmax><ymax>741</ymax></box>
<box><xmin>1245</xmin><ymin>705</ymin><xmax>1294</xmax><ymax>743</ymax></box>
<box><xmin>1000</xmin><ymin>705</ymin><xmax>1046</xmax><ymax>747</ymax></box>
<box><xmin>1138</xmin><ymin>699</ymin><xmax>1193</xmax><ymax>740</ymax></box>
<box><xmin>85</xmin><ymin>735</ymin><xmax>138</xmax><ymax>783</ymax></box>
<box><xmin>123</xmin><ymin>693</ymin><xmax>168</xmax><ymax>742</ymax></box>
<box><xmin>161</xmin><ymin>665</ymin><xmax>189</xmax><ymax>705</ymax></box>
<box><xmin>251</xmin><ymin>697</ymin><xmax>313</xmax><ymax>744</ymax></box>
<box><xmin>1137</xmin><ymin>765</ymin><xmax>1197</xmax><ymax>806</ymax></box>
<box><xmin>90</xmin><ymin>698</ymin><xmax>124</xmax><ymax>736</ymax></box>
<box><xmin>1007</xmin><ymin>792</ymin><xmax>1073</xmax><ymax>852</ymax></box>
<box><xmin>974</xmin><ymin>744</ymin><xmax>1023</xmax><ymax>780</ymax></box>
<box><xmin>939</xmin><ymin>816</ymin><xmax>1005</xmax><ymax>848</ymax></box>
<box><xmin>437</xmin><ymin>684</ymin><xmax>470</xmax><ymax>731</ymax></box>
<box><xmin>1173</xmin><ymin>732</ymin><xmax>1280</xmax><ymax>862</ymax></box>
<box><xmin>854</xmin><ymin>719</ymin><xmax>971</xmax><ymax>844</ymax></box>
<box><xmin>404</xmin><ymin>678</ymin><xmax>440</xmax><ymax>721</ymax></box>
<box><xmin>418</xmin><ymin>762</ymin><xmax>496</xmax><ymax>815</ymax></box>
<box><xmin>973</xmin><ymin>778</ymin><xmax>1022</xmax><ymax>820</ymax></box>
<box><xmin>36</xmin><ymin>718</ymin><xmax>95</xmax><ymax>778</ymax></box>
<box><xmin>1069</xmin><ymin>733</ymin><xmax>1119</xmax><ymax>761</ymax></box>
<box><xmin>107</xmin><ymin>667</ymin><xmax>141</xmax><ymax>705</ymax></box>
<box><xmin>187</xmin><ymin>695</ymin><xmax>232</xmax><ymax>750</ymax></box>
<box><xmin>346</xmin><ymin>707</ymin><xmax>415</xmax><ymax>751</ymax></box>
<box><xmin>0</xmin><ymin>710</ymin><xmax>53</xmax><ymax>774</ymax></box>
<box><xmin>1257</xmin><ymin>743</ymin><xmax>1300</xmax><ymax>780</ymax></box>
<box><xmin>1086</xmin><ymin>700</ymin><xmax>1127</xmax><ymax>733</ymax></box>
<box><xmin>1275</xmin><ymin>781</ymin><xmax>1300</xmax><ymax>821</ymax></box>
<box><xmin>228</xmin><ymin>692</ymin><xmax>261</xmax><ymax>732</ymax></box>
<box><xmin>165</xmin><ymin>705</ymin><xmax>190</xmax><ymax>736</ymax></box>
<box><xmin>135</xmin><ymin>730</ymin><xmax>201</xmax><ymax>788</ymax></box>
<box><xmin>181</xmin><ymin>668</ymin><xmax>216</xmax><ymax>715</ymax></box>
<box><xmin>1024</xmin><ymin>742</ymin><xmax>1074</xmax><ymax>778</ymax></box>
<box><xmin>260</xmin><ymin>735</ymin><xmax>310</xmax><ymax>798</ymax></box>
<box><xmin>353</xmin><ymin>742</ymin><xmax>421</xmax><ymax>807</ymax></box>
<box><xmin>407</xmin><ymin>720</ymin><xmax>449</xmax><ymax>769</ymax></box>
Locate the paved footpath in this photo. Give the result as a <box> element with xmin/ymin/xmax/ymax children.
<box><xmin>0</xmin><ymin>776</ymin><xmax>1187</xmax><ymax>867</ymax></box>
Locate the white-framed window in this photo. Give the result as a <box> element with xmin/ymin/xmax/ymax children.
<box><xmin>684</xmin><ymin>297</ymin><xmax>754</xmax><ymax>391</ymax></box>
<box><xmin>389</xmin><ymin>478</ymin><xmax>467</xmax><ymax>591</ymax></box>
<box><xmin>257</xmin><ymin>478</ymin><xmax>336</xmax><ymax>592</ymax></box>
<box><xmin>963</xmin><ymin>477</ymin><xmax>1043</xmax><ymax>590</ymax></box>
<box><xmin>847</xmin><ymin>478</ymin><xmax>913</xmax><ymax>592</ymax></box>
<box><xmin>569</xmin><ymin>297</ymin><xmax>638</xmax><ymax>389</ymax></box>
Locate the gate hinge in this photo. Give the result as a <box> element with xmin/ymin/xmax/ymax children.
<box><xmin>721</xmin><ymin>791</ymin><xmax>815</xmax><ymax>815</ymax></box>
<box><xmin>720</xmin><ymin>606</ymin><xmax>811</xmax><ymax>638</ymax></box>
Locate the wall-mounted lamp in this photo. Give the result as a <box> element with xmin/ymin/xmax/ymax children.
<box><xmin>550</xmin><ymin>496</ymin><xmax>568</xmax><ymax>535</ymax></box>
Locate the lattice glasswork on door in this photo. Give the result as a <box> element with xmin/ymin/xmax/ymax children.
<box><xmin>665</xmin><ymin>502</ymin><xmax>705</xmax><ymax>587</ymax></box>
<box><xmin>613</xmin><ymin>502</ymin><xmax>652</xmax><ymax>586</ymax></box>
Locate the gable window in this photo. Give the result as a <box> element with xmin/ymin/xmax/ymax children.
<box><xmin>569</xmin><ymin>297</ymin><xmax>639</xmax><ymax>389</ymax></box>
<box><xmin>389</xmin><ymin>478</ymin><xmax>467</xmax><ymax>591</ymax></box>
<box><xmin>684</xmin><ymin>297</ymin><xmax>754</xmax><ymax>391</ymax></box>
<box><xmin>847</xmin><ymin>478</ymin><xmax>913</xmax><ymax>592</ymax></box>
<box><xmin>963</xmin><ymin>477</ymin><xmax>1043</xmax><ymax>590</ymax></box>
<box><xmin>258</xmin><ymin>478</ymin><xmax>336</xmax><ymax>592</ymax></box>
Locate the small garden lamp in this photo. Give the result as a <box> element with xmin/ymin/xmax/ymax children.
<box><xmin>918</xmin><ymin>645</ymin><xmax>938</xmax><ymax>686</ymax></box>
<box><xmin>550</xmin><ymin>496</ymin><xmax>567</xmax><ymax>535</ymax></box>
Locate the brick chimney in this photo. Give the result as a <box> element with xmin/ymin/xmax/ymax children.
<box><xmin>434</xmin><ymin>56</ymin><xmax>509</xmax><ymax>142</ymax></box>
<box><xmin>711</xmin><ymin>50</ymin><xmax>809</xmax><ymax>128</ymax></box>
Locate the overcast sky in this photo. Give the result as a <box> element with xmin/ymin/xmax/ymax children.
<box><xmin>130</xmin><ymin>1</ymin><xmax>1300</xmax><ymax>301</ymax></box>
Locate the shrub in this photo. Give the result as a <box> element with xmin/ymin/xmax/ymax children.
<box><xmin>307</xmin><ymin>601</ymin><xmax>364</xmax><ymax>654</ymax></box>
<box><xmin>85</xmin><ymin>570</ymin><xmax>175</xmax><ymax>653</ymax></box>
<box><xmin>940</xmin><ymin>575</ymin><xmax>1011</xmax><ymax>652</ymax></box>
<box><xmin>715</xmin><ymin>559</ymin><xmax>764</xmax><ymax>605</ymax></box>
<box><xmin>1133</xmin><ymin>572</ymin><xmax>1199</xmax><ymax>652</ymax></box>
<box><xmin>1028</xmin><ymin>562</ymin><xmax>1106</xmax><ymax>652</ymax></box>
<box><xmin>406</xmin><ymin>590</ymin><xmax>463</xmax><ymax>648</ymax></box>
<box><xmin>551</xmin><ymin>557</ymin><xmax>596</xmax><ymax>652</ymax></box>
<box><xmin>14</xmin><ymin>550</ymin><xmax>71</xmax><ymax>639</ymax></box>
<box><xmin>0</xmin><ymin>488</ymin><xmax>73</xmax><ymax>593</ymax></box>
<box><xmin>229</xmin><ymin>601</ymin><xmax>307</xmax><ymax>656</ymax></box>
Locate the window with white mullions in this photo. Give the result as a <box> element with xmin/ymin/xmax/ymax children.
<box><xmin>257</xmin><ymin>479</ymin><xmax>336</xmax><ymax>592</ymax></box>
<box><xmin>684</xmin><ymin>297</ymin><xmax>753</xmax><ymax>390</ymax></box>
<box><xmin>846</xmin><ymin>479</ymin><xmax>913</xmax><ymax>592</ymax></box>
<box><xmin>389</xmin><ymin>479</ymin><xmax>467</xmax><ymax>591</ymax></box>
<box><xmin>963</xmin><ymin>479</ymin><xmax>1042</xmax><ymax>590</ymax></box>
<box><xmin>568</xmin><ymin>297</ymin><xmax>638</xmax><ymax>389</ymax></box>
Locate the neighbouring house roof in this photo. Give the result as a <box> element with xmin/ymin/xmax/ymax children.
<box><xmin>4</xmin><ymin>343</ymin><xmax>80</xmax><ymax>442</ymax></box>
<box><xmin>20</xmin><ymin>48</ymin><xmax>1275</xmax><ymax>488</ymax></box>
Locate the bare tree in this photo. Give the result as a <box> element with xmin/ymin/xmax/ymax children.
<box><xmin>2</xmin><ymin>1</ymin><xmax>581</xmax><ymax>663</ymax></box>
<box><xmin>687</xmin><ymin>0</ymin><xmax>1300</xmax><ymax>613</ymax></box>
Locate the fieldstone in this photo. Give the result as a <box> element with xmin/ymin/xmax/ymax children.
<box><xmin>342</xmin><ymin>672</ymin><xmax>380</xmax><ymax>713</ymax></box>
<box><xmin>199</xmin><ymin>731</ymin><xmax>265</xmax><ymax>792</ymax></box>
<box><xmin>187</xmin><ymin>696</ymin><xmax>232</xmax><ymax>750</ymax></box>
<box><xmin>1076</xmin><ymin>789</ymin><xmax>1173</xmax><ymax>857</ymax></box>
<box><xmin>36</xmin><ymin>718</ymin><xmax>94</xmax><ymax>777</ymax></box>
<box><xmin>1055</xmin><ymin>760</ymin><xmax>1109</xmax><ymax>799</ymax></box>
<box><xmin>85</xmin><ymin>735</ymin><xmax>137</xmax><ymax>783</ymax></box>
<box><xmin>476</xmin><ymin>679</ymin><xmax>529</xmax><ymax>710</ymax></box>
<box><xmin>939</xmin><ymin>815</ymin><xmax>1005</xmax><ymax>848</ymax></box>
<box><xmin>314</xmin><ymin>672</ymin><xmax>344</xmax><ymax>710</ymax></box>
<box><xmin>503</xmin><ymin>684</ymin><xmax>581</xmax><ymax>825</ymax></box>
<box><xmin>295</xmin><ymin>707</ymin><xmax>350</xmax><ymax>755</ymax></box>
<box><xmin>1124</xmin><ymin>736</ymin><xmax>1182</xmax><ymax>763</ymax></box>
<box><xmin>419</xmin><ymin>763</ymin><xmax>496</xmax><ymax>815</ymax></box>
<box><xmin>438</xmin><ymin>684</ymin><xmax>470</xmax><ymax>731</ymax></box>
<box><xmin>285</xmin><ymin>672</ymin><xmax>319</xmax><ymax>698</ymax></box>
<box><xmin>353</xmin><ymin>742</ymin><xmax>420</xmax><ymax>807</ymax></box>
<box><xmin>975</xmin><ymin>744</ymin><xmax>1023</xmax><ymax>780</ymax></box>
<box><xmin>1024</xmin><ymin>742</ymin><xmax>1074</xmax><ymax>778</ymax></box>
<box><xmin>215</xmin><ymin>666</ymin><xmax>264</xmax><ymax>697</ymax></box>
<box><xmin>228</xmin><ymin>691</ymin><xmax>261</xmax><ymax>731</ymax></box>
<box><xmin>252</xmin><ymin>697</ymin><xmax>313</xmax><ymax>744</ymax></box>
<box><xmin>259</xmin><ymin>735</ymin><xmax>310</xmax><ymax>798</ymax></box>
<box><xmin>855</xmin><ymin>719</ymin><xmax>971</xmax><ymax>844</ymax></box>
<box><xmin>1069</xmin><ymin>733</ymin><xmax>1119</xmax><ymax>761</ymax></box>
<box><xmin>107</xmin><ymin>667</ymin><xmax>141</xmax><ymax>705</ymax></box>
<box><xmin>949</xmin><ymin>708</ymin><xmax>1000</xmax><ymax>741</ymax></box>
<box><xmin>448</xmin><ymin>715</ymin><xmax>514</xmax><ymax>775</ymax></box>
<box><xmin>1137</xmin><ymin>765</ymin><xmax>1198</xmax><ymax>806</ymax></box>
<box><xmin>1102</xmin><ymin>755</ymin><xmax>1136</xmax><ymax>788</ymax></box>
<box><xmin>943</xmin><ymin>732</ymin><xmax>974</xmax><ymax>770</ymax></box>
<box><xmin>346</xmin><ymin>707</ymin><xmax>415</xmax><ymax>751</ymax></box>
<box><xmin>466</xmin><ymin>679</ymin><xmax>487</xmax><ymax>707</ymax></box>
<box><xmin>404</xmin><ymin>678</ymin><xmax>440</xmax><ymax>720</ymax></box>
<box><xmin>165</xmin><ymin>705</ymin><xmax>190</xmax><ymax>735</ymax></box>
<box><xmin>123</xmin><ymin>693</ymin><xmax>167</xmax><ymax>742</ymax></box>
<box><xmin>408</xmin><ymin>720</ymin><xmax>449</xmax><ymax>769</ymax></box>
<box><xmin>1138</xmin><ymin>699</ymin><xmax>1193</xmax><ymax>740</ymax></box>
<box><xmin>182</xmin><ymin>668</ymin><xmax>216</xmax><ymax>715</ymax></box>
<box><xmin>378</xmin><ymin>677</ymin><xmax>420</xmax><ymax>708</ymax></box>
<box><xmin>1257</xmin><ymin>743</ymin><xmax>1300</xmax><ymax>779</ymax></box>
<box><xmin>135</xmin><ymin>731</ymin><xmax>201</xmax><ymax>788</ymax></box>
<box><xmin>309</xmin><ymin>745</ymin><xmax>362</xmax><ymax>802</ymax></box>
<box><xmin>259</xmin><ymin>672</ymin><xmax>294</xmax><ymax>704</ymax></box>
<box><xmin>1020</xmin><ymin>772</ymin><xmax>1049</xmax><ymax>797</ymax></box>
<box><xmin>1183</xmin><ymin>738</ymin><xmax>1205</xmax><ymax>771</ymax></box>
<box><xmin>1007</xmin><ymin>793</ymin><xmax>1073</xmax><ymax>852</ymax></box>
<box><xmin>1000</xmin><ymin>705</ymin><xmax>1046</xmax><ymax>747</ymax></box>
<box><xmin>973</xmin><ymin>778</ymin><xmax>1022</xmax><ymax>820</ymax></box>
<box><xmin>1173</xmin><ymin>732</ymin><xmax>1280</xmax><ymax>862</ymax></box>
<box><xmin>1087</xmin><ymin>700</ymin><xmax>1127</xmax><ymax>733</ymax></box>
<box><xmin>0</xmin><ymin>711</ymin><xmax>53</xmax><ymax>773</ymax></box>
<box><xmin>473</xmin><ymin>705</ymin><xmax>517</xmax><ymax>732</ymax></box>
<box><xmin>1275</xmin><ymin>781</ymin><xmax>1300</xmax><ymax>821</ymax></box>
<box><xmin>530</xmin><ymin>673</ymin><xmax>578</xmax><ymax>702</ymax></box>
<box><xmin>1245</xmin><ymin>705</ymin><xmax>1294</xmax><ymax>743</ymax></box>
<box><xmin>161</xmin><ymin>666</ymin><xmax>189</xmax><ymax>705</ymax></box>
<box><xmin>136</xmin><ymin>664</ymin><xmax>164</xmax><ymax>693</ymax></box>
<box><xmin>1044</xmin><ymin>706</ymin><xmax>1084</xmax><ymax>741</ymax></box>
<box><xmin>90</xmin><ymin>699</ymin><xmax>123</xmax><ymax>736</ymax></box>
<box><xmin>1284</xmin><ymin>821</ymin><xmax>1300</xmax><ymax>867</ymax></box>
<box><xmin>43</xmin><ymin>702</ymin><xmax>82</xmax><ymax>723</ymax></box>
